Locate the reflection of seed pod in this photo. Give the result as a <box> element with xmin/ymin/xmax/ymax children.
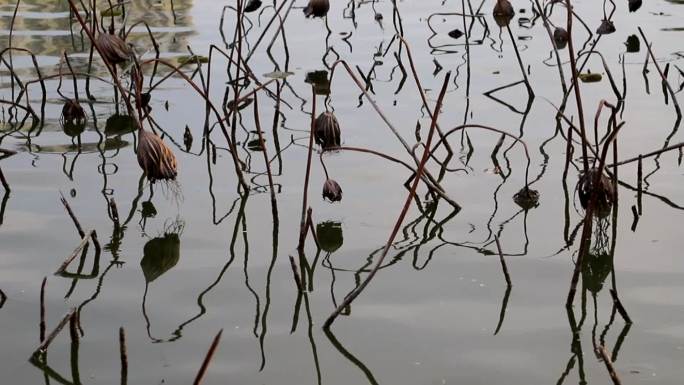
<box><xmin>625</xmin><ymin>35</ymin><xmax>640</xmax><ymax>53</ymax></box>
<box><xmin>141</xmin><ymin>232</ymin><xmax>180</xmax><ymax>283</ymax></box>
<box><xmin>513</xmin><ymin>187</ymin><xmax>539</xmax><ymax>210</ymax></box>
<box><xmin>137</xmin><ymin>129</ymin><xmax>178</xmax><ymax>182</ymax></box>
<box><xmin>314</xmin><ymin>112</ymin><xmax>341</xmax><ymax>149</ymax></box>
<box><xmin>553</xmin><ymin>28</ymin><xmax>568</xmax><ymax>49</ymax></box>
<box><xmin>97</xmin><ymin>33</ymin><xmax>132</xmax><ymax>65</ymax></box>
<box><xmin>582</xmin><ymin>249</ymin><xmax>612</xmax><ymax>294</ymax></box>
<box><xmin>61</xmin><ymin>99</ymin><xmax>86</xmax><ymax>123</ymax></box>
<box><xmin>140</xmin><ymin>92</ymin><xmax>151</xmax><ymax>110</ymax></box>
<box><xmin>322</xmin><ymin>179</ymin><xmax>342</xmax><ymax>202</ymax></box>
<box><xmin>596</xmin><ymin>20</ymin><xmax>616</xmax><ymax>35</ymax></box>
<box><xmin>183</xmin><ymin>125</ymin><xmax>193</xmax><ymax>151</ymax></box>
<box><xmin>62</xmin><ymin>120</ymin><xmax>86</xmax><ymax>137</ymax></box>
<box><xmin>105</xmin><ymin>114</ymin><xmax>137</xmax><ymax>136</ymax></box>
<box><xmin>141</xmin><ymin>201</ymin><xmax>157</xmax><ymax>218</ymax></box>
<box><xmin>577</xmin><ymin>168</ymin><xmax>616</xmax><ymax>218</ymax></box>
<box><xmin>244</xmin><ymin>0</ymin><xmax>262</xmax><ymax>13</ymax></box>
<box><xmin>305</xmin><ymin>70</ymin><xmax>331</xmax><ymax>95</ymax></box>
<box><xmin>628</xmin><ymin>0</ymin><xmax>642</xmax><ymax>13</ymax></box>
<box><xmin>303</xmin><ymin>0</ymin><xmax>330</xmax><ymax>18</ymax></box>
<box><xmin>316</xmin><ymin>221</ymin><xmax>343</xmax><ymax>253</ymax></box>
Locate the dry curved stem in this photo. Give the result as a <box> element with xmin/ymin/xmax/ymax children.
<box><xmin>328</xmin><ymin>59</ymin><xmax>460</xmax><ymax>210</ymax></box>
<box><xmin>565</xmin><ymin>0</ymin><xmax>589</xmax><ymax>173</ymax></box>
<box><xmin>397</xmin><ymin>36</ymin><xmax>454</xmax><ymax>157</ymax></box>
<box><xmin>319</xmin><ymin>146</ymin><xmax>451</xmax><ymax>202</ymax></box>
<box><xmin>430</xmin><ymin>124</ymin><xmax>532</xmax><ymax>187</ymax></box>
<box><xmin>297</xmin><ymin>86</ymin><xmax>316</xmax><ymax>253</ymax></box>
<box><xmin>66</xmin><ymin>0</ymin><xmax>138</xmax><ymax>122</ymax></box>
<box><xmin>638</xmin><ymin>27</ymin><xmax>681</xmax><ymax>119</ymax></box>
<box><xmin>324</xmin><ymin>71</ymin><xmax>452</xmax><ymax>329</ymax></box>
<box><xmin>192</xmin><ymin>330</ymin><xmax>223</xmax><ymax>385</ymax></box>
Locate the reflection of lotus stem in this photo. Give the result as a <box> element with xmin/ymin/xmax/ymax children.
<box><xmin>324</xmin><ymin>72</ymin><xmax>452</xmax><ymax>328</ymax></box>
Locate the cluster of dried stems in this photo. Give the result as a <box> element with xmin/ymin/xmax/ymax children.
<box><xmin>2</xmin><ymin>0</ymin><xmax>684</xmax><ymax>383</ymax></box>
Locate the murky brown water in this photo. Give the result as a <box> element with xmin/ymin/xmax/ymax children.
<box><xmin>1</xmin><ymin>0</ymin><xmax>684</xmax><ymax>384</ymax></box>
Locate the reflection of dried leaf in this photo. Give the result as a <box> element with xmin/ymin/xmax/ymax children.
<box><xmin>579</xmin><ymin>72</ymin><xmax>603</xmax><ymax>83</ymax></box>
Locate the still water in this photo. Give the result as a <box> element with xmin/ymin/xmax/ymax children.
<box><xmin>1</xmin><ymin>0</ymin><xmax>684</xmax><ymax>384</ymax></box>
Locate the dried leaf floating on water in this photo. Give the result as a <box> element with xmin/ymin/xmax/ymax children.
<box><xmin>322</xmin><ymin>179</ymin><xmax>342</xmax><ymax>203</ymax></box>
<box><xmin>177</xmin><ymin>55</ymin><xmax>209</xmax><ymax>65</ymax></box>
<box><xmin>553</xmin><ymin>27</ymin><xmax>568</xmax><ymax>49</ymax></box>
<box><xmin>303</xmin><ymin>0</ymin><xmax>330</xmax><ymax>18</ymax></box>
<box><xmin>577</xmin><ymin>168</ymin><xmax>616</xmax><ymax>218</ymax></box>
<box><xmin>596</xmin><ymin>19</ymin><xmax>616</xmax><ymax>35</ymax></box>
<box><xmin>579</xmin><ymin>72</ymin><xmax>603</xmax><ymax>83</ymax></box>
<box><xmin>137</xmin><ymin>129</ymin><xmax>178</xmax><ymax>182</ymax></box>
<box><xmin>314</xmin><ymin>111</ymin><xmax>341</xmax><ymax>149</ymax></box>
<box><xmin>96</xmin><ymin>33</ymin><xmax>132</xmax><ymax>65</ymax></box>
<box><xmin>100</xmin><ymin>8</ymin><xmax>122</xmax><ymax>17</ymax></box>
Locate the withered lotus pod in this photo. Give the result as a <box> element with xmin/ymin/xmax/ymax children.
<box><xmin>513</xmin><ymin>186</ymin><xmax>539</xmax><ymax>210</ymax></box>
<box><xmin>553</xmin><ymin>27</ymin><xmax>568</xmax><ymax>49</ymax></box>
<box><xmin>137</xmin><ymin>128</ymin><xmax>178</xmax><ymax>182</ymax></box>
<box><xmin>61</xmin><ymin>99</ymin><xmax>86</xmax><ymax>123</ymax></box>
<box><xmin>322</xmin><ymin>179</ymin><xmax>342</xmax><ymax>202</ymax></box>
<box><xmin>577</xmin><ymin>168</ymin><xmax>616</xmax><ymax>218</ymax></box>
<box><xmin>244</xmin><ymin>0</ymin><xmax>262</xmax><ymax>13</ymax></box>
<box><xmin>596</xmin><ymin>20</ymin><xmax>616</xmax><ymax>35</ymax></box>
<box><xmin>97</xmin><ymin>32</ymin><xmax>132</xmax><ymax>65</ymax></box>
<box><xmin>303</xmin><ymin>0</ymin><xmax>330</xmax><ymax>18</ymax></box>
<box><xmin>493</xmin><ymin>0</ymin><xmax>514</xmax><ymax>27</ymax></box>
<box><xmin>314</xmin><ymin>111</ymin><xmax>341</xmax><ymax>149</ymax></box>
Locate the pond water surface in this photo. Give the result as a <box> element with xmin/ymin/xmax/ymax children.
<box><xmin>1</xmin><ymin>0</ymin><xmax>684</xmax><ymax>384</ymax></box>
